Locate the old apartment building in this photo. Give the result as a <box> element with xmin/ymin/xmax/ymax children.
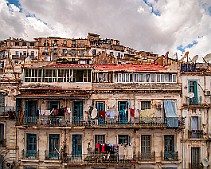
<box><xmin>0</xmin><ymin>34</ymin><xmax>210</xmax><ymax>169</ymax></box>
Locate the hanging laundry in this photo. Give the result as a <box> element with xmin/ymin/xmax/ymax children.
<box><xmin>99</xmin><ymin>110</ymin><xmax>106</xmax><ymax>118</ymax></box>
<box><xmin>101</xmin><ymin>144</ymin><xmax>105</xmax><ymax>152</ymax></box>
<box><xmin>130</xmin><ymin>108</ymin><xmax>135</xmax><ymax>117</ymax></box>
<box><xmin>106</xmin><ymin>111</ymin><xmax>110</xmax><ymax>117</ymax></box>
<box><xmin>55</xmin><ymin>109</ymin><xmax>59</xmax><ymax>115</ymax></box>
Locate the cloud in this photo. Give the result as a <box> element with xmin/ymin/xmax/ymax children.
<box><xmin>0</xmin><ymin>0</ymin><xmax>211</xmax><ymax>60</ymax></box>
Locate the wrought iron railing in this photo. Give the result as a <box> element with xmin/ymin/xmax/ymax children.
<box><xmin>17</xmin><ymin>116</ymin><xmax>185</xmax><ymax>128</ymax></box>
<box><xmin>188</xmin><ymin>130</ymin><xmax>203</xmax><ymax>139</ymax></box>
<box><xmin>0</xmin><ymin>139</ymin><xmax>6</xmax><ymax>147</ymax></box>
<box><xmin>162</xmin><ymin>151</ymin><xmax>178</xmax><ymax>161</ymax></box>
<box><xmin>64</xmin><ymin>154</ymin><xmax>135</xmax><ymax>164</ymax></box>
<box><xmin>138</xmin><ymin>151</ymin><xmax>155</xmax><ymax>161</ymax></box>
<box><xmin>22</xmin><ymin>149</ymin><xmax>39</xmax><ymax>160</ymax></box>
<box><xmin>45</xmin><ymin>150</ymin><xmax>60</xmax><ymax>160</ymax></box>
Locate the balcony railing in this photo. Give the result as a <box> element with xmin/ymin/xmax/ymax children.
<box><xmin>0</xmin><ymin>106</ymin><xmax>15</xmax><ymax>116</ymax></box>
<box><xmin>22</xmin><ymin>149</ymin><xmax>39</xmax><ymax>160</ymax></box>
<box><xmin>0</xmin><ymin>139</ymin><xmax>6</xmax><ymax>147</ymax></box>
<box><xmin>162</xmin><ymin>151</ymin><xmax>178</xmax><ymax>161</ymax></box>
<box><xmin>17</xmin><ymin>116</ymin><xmax>184</xmax><ymax>128</ymax></box>
<box><xmin>45</xmin><ymin>150</ymin><xmax>60</xmax><ymax>160</ymax></box>
<box><xmin>188</xmin><ymin>130</ymin><xmax>203</xmax><ymax>139</ymax></box>
<box><xmin>138</xmin><ymin>151</ymin><xmax>155</xmax><ymax>161</ymax></box>
<box><xmin>189</xmin><ymin>162</ymin><xmax>202</xmax><ymax>169</ymax></box>
<box><xmin>64</xmin><ymin>154</ymin><xmax>135</xmax><ymax>165</ymax></box>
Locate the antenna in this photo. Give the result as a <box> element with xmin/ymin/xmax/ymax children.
<box><xmin>191</xmin><ymin>55</ymin><xmax>198</xmax><ymax>63</ymax></box>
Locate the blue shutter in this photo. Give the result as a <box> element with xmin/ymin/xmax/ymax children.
<box><xmin>25</xmin><ymin>101</ymin><xmax>29</xmax><ymax>117</ymax></box>
<box><xmin>72</xmin><ymin>134</ymin><xmax>82</xmax><ymax>158</ymax></box>
<box><xmin>49</xmin><ymin>134</ymin><xmax>60</xmax><ymax>159</ymax></box>
<box><xmin>26</xmin><ymin>134</ymin><xmax>37</xmax><ymax>158</ymax></box>
<box><xmin>193</xmin><ymin>81</ymin><xmax>198</xmax><ymax>104</ymax></box>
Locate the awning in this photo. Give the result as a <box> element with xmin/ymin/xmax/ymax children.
<box><xmin>163</xmin><ymin>100</ymin><xmax>178</xmax><ymax>127</ymax></box>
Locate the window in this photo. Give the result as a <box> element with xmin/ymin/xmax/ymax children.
<box><xmin>189</xmin><ymin>116</ymin><xmax>202</xmax><ymax>138</ymax></box>
<box><xmin>151</xmin><ymin>74</ymin><xmax>155</xmax><ymax>82</ymax></box>
<box><xmin>95</xmin><ymin>135</ymin><xmax>105</xmax><ymax>144</ymax></box>
<box><xmin>146</xmin><ymin>74</ymin><xmax>150</xmax><ymax>82</ymax></box>
<box><xmin>48</xmin><ymin>101</ymin><xmax>60</xmax><ymax>111</ymax></box>
<box><xmin>49</xmin><ymin>134</ymin><xmax>60</xmax><ymax>159</ymax></box>
<box><xmin>98</xmin><ymin>73</ymin><xmax>108</xmax><ymax>82</ymax></box>
<box><xmin>22</xmin><ymin>42</ymin><xmax>27</xmax><ymax>46</ymax></box>
<box><xmin>141</xmin><ymin>135</ymin><xmax>151</xmax><ymax>159</ymax></box>
<box><xmin>53</xmin><ymin>40</ymin><xmax>58</xmax><ymax>46</ymax></box>
<box><xmin>118</xmin><ymin>135</ymin><xmax>130</xmax><ymax>145</ymax></box>
<box><xmin>26</xmin><ymin>134</ymin><xmax>37</xmax><ymax>158</ymax></box>
<box><xmin>190</xmin><ymin>116</ymin><xmax>201</xmax><ymax>130</ymax></box>
<box><xmin>191</xmin><ymin>147</ymin><xmax>200</xmax><ymax>169</ymax></box>
<box><xmin>0</xmin><ymin>124</ymin><xmax>5</xmax><ymax>146</ymax></box>
<box><xmin>79</xmin><ymin>60</ymin><xmax>86</xmax><ymax>64</ymax></box>
<box><xmin>96</xmin><ymin>101</ymin><xmax>105</xmax><ymax>124</ymax></box>
<box><xmin>15</xmin><ymin>51</ymin><xmax>19</xmax><ymax>57</ymax></box>
<box><xmin>188</xmin><ymin>80</ymin><xmax>198</xmax><ymax>105</ymax></box>
<box><xmin>141</xmin><ymin>101</ymin><xmax>151</xmax><ymax>110</ymax></box>
<box><xmin>172</xmin><ymin>74</ymin><xmax>177</xmax><ymax>82</ymax></box>
<box><xmin>0</xmin><ymin>93</ymin><xmax>5</xmax><ymax>114</ymax></box>
<box><xmin>164</xmin><ymin>135</ymin><xmax>174</xmax><ymax>160</ymax></box>
<box><xmin>30</xmin><ymin>51</ymin><xmax>34</xmax><ymax>58</ymax></box>
<box><xmin>23</xmin><ymin>51</ymin><xmax>27</xmax><ymax>57</ymax></box>
<box><xmin>117</xmin><ymin>73</ymin><xmax>132</xmax><ymax>82</ymax></box>
<box><xmin>141</xmin><ymin>135</ymin><xmax>151</xmax><ymax>153</ymax></box>
<box><xmin>62</xmin><ymin>49</ymin><xmax>67</xmax><ymax>56</ymax></box>
<box><xmin>30</xmin><ymin>42</ymin><xmax>35</xmax><ymax>46</ymax></box>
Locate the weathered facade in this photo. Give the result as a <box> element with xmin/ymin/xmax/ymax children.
<box><xmin>0</xmin><ymin>34</ymin><xmax>210</xmax><ymax>169</ymax></box>
<box><xmin>180</xmin><ymin>63</ymin><xmax>211</xmax><ymax>169</ymax></box>
<box><xmin>13</xmin><ymin>63</ymin><xmax>185</xmax><ymax>169</ymax></box>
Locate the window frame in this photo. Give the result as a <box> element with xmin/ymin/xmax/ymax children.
<box><xmin>118</xmin><ymin>135</ymin><xmax>130</xmax><ymax>145</ymax></box>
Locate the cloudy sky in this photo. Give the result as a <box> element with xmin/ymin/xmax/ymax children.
<box><xmin>1</xmin><ymin>0</ymin><xmax>211</xmax><ymax>60</ymax></box>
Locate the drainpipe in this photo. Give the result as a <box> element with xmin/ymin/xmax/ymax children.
<box><xmin>182</xmin><ymin>126</ymin><xmax>185</xmax><ymax>169</ymax></box>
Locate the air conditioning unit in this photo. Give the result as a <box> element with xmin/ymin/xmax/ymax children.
<box><xmin>204</xmin><ymin>90</ymin><xmax>211</xmax><ymax>96</ymax></box>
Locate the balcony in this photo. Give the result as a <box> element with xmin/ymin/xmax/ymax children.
<box><xmin>45</xmin><ymin>150</ymin><xmax>60</xmax><ymax>160</ymax></box>
<box><xmin>18</xmin><ymin>116</ymin><xmax>66</xmax><ymax>126</ymax></box>
<box><xmin>0</xmin><ymin>139</ymin><xmax>6</xmax><ymax>147</ymax></box>
<box><xmin>189</xmin><ymin>162</ymin><xmax>202</xmax><ymax>169</ymax></box>
<box><xmin>162</xmin><ymin>151</ymin><xmax>178</xmax><ymax>161</ymax></box>
<box><xmin>0</xmin><ymin>106</ymin><xmax>16</xmax><ymax>119</ymax></box>
<box><xmin>138</xmin><ymin>151</ymin><xmax>155</xmax><ymax>161</ymax></box>
<box><xmin>92</xmin><ymin>83</ymin><xmax>181</xmax><ymax>92</ymax></box>
<box><xmin>64</xmin><ymin>154</ymin><xmax>135</xmax><ymax>166</ymax></box>
<box><xmin>22</xmin><ymin>149</ymin><xmax>39</xmax><ymax>160</ymax></box>
<box><xmin>17</xmin><ymin>116</ymin><xmax>184</xmax><ymax>129</ymax></box>
<box><xmin>188</xmin><ymin>130</ymin><xmax>203</xmax><ymax>139</ymax></box>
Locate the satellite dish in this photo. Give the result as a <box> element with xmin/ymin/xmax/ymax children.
<box><xmin>191</xmin><ymin>55</ymin><xmax>198</xmax><ymax>63</ymax></box>
<box><xmin>91</xmin><ymin>108</ymin><xmax>98</xmax><ymax>119</ymax></box>
<box><xmin>204</xmin><ymin>53</ymin><xmax>211</xmax><ymax>63</ymax></box>
<box><xmin>202</xmin><ymin>158</ymin><xmax>209</xmax><ymax>167</ymax></box>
